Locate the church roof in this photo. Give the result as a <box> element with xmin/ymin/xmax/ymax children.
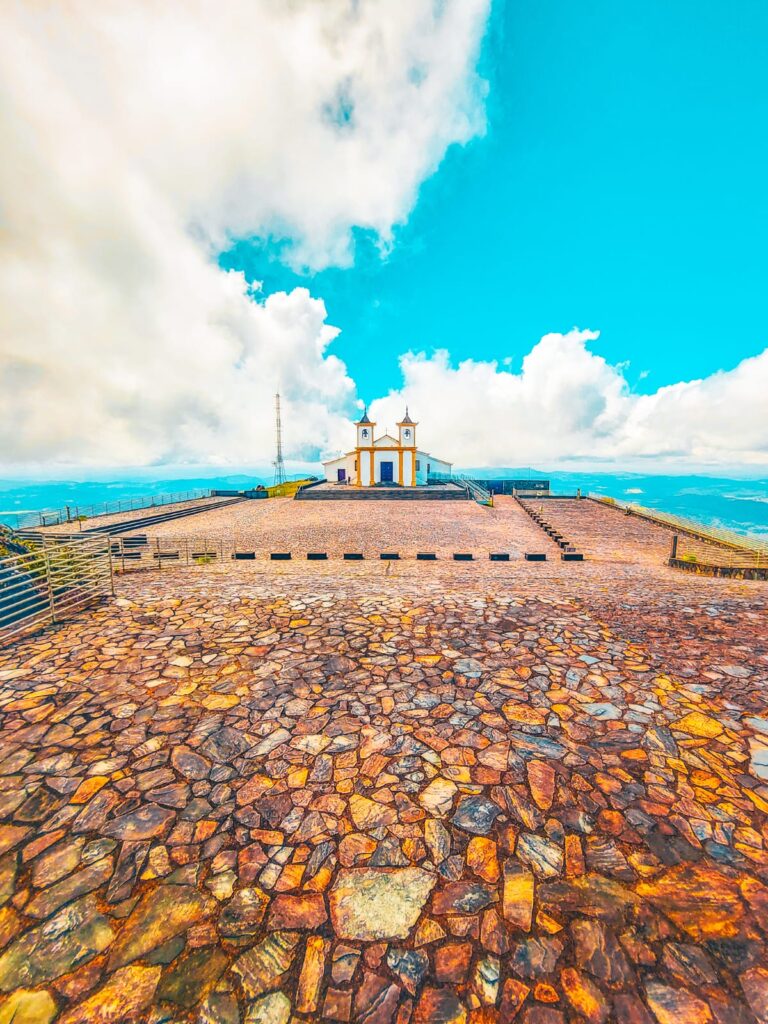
<box><xmin>356</xmin><ymin>407</ymin><xmax>372</xmax><ymax>425</ymax></box>
<box><xmin>398</xmin><ymin>407</ymin><xmax>415</xmax><ymax>425</ymax></box>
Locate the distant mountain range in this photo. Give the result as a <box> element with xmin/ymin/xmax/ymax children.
<box><xmin>1</xmin><ymin>470</ymin><xmax>766</xmax><ymax>538</ymax></box>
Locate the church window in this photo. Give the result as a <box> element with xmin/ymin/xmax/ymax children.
<box><xmin>361</xmin><ymin>428</ymin><xmax>368</xmax><ymax>439</ymax></box>
<box><xmin>416</xmin><ymin>460</ymin><xmax>421</xmax><ymax>470</ymax></box>
<box><xmin>404</xmin><ymin>429</ymin><xmax>411</xmax><ymax>439</ymax></box>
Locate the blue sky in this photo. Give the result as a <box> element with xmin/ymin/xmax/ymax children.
<box><xmin>3</xmin><ymin>0</ymin><xmax>767</xmax><ymax>472</ymax></box>
<box><xmin>222</xmin><ymin>0</ymin><xmax>768</xmax><ymax>401</ymax></box>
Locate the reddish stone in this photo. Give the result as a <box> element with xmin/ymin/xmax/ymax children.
<box><xmin>414</xmin><ymin>987</ymin><xmax>468</xmax><ymax>1024</ymax></box>
<box><xmin>355</xmin><ymin>971</ymin><xmax>401</xmax><ymax>1024</ymax></box>
<box><xmin>434</xmin><ymin>942</ymin><xmax>473</xmax><ymax>984</ymax></box>
<box><xmin>324</xmin><ymin>987</ymin><xmax>353</xmax><ymax>1022</ymax></box>
<box><xmin>237</xmin><ymin>843</ymin><xmax>268</xmax><ymax>884</ymax></box>
<box><xmin>611</xmin><ymin>995</ymin><xmax>654</xmax><ymax>1024</ymax></box>
<box><xmin>527</xmin><ymin>761</ymin><xmax>556</xmax><ymax>811</ymax></box>
<box><xmin>520</xmin><ymin>1008</ymin><xmax>564</xmax><ymax>1024</ymax></box>
<box><xmin>432</xmin><ymin>880</ymin><xmax>497</xmax><ymax>916</ymax></box>
<box><xmin>480</xmin><ymin>908</ymin><xmax>510</xmax><ymax>955</ymax></box>
<box><xmin>267</xmin><ymin>893</ymin><xmax>327</xmax><ymax>930</ymax></box>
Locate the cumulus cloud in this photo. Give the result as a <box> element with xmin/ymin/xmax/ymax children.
<box><xmin>370</xmin><ymin>330</ymin><xmax>768</xmax><ymax>470</ymax></box>
<box><xmin>0</xmin><ymin>0</ymin><xmax>490</xmax><ymax>468</ymax></box>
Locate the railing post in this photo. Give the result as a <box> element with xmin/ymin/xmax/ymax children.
<box><xmin>43</xmin><ymin>548</ymin><xmax>56</xmax><ymax>625</ymax></box>
<box><xmin>107</xmin><ymin>537</ymin><xmax>115</xmax><ymax>596</ymax></box>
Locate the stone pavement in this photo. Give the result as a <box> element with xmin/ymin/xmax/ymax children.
<box><xmin>0</xmin><ymin>533</ymin><xmax>767</xmax><ymax>1021</ymax></box>
<box><xmin>111</xmin><ymin>496</ymin><xmax>562</xmax><ymax>560</ymax></box>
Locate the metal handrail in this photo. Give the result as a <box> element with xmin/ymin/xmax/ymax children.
<box><xmin>0</xmin><ymin>535</ymin><xmax>114</xmax><ymax>644</ymax></box>
<box><xmin>588</xmin><ymin>493</ymin><xmax>767</xmax><ymax>556</ymax></box>
<box><xmin>2</xmin><ymin>488</ymin><xmax>213</xmax><ymax>531</ymax></box>
<box><xmin>427</xmin><ymin>472</ymin><xmax>492</xmax><ymax>505</ymax></box>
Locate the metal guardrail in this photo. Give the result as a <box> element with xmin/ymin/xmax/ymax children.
<box><xmin>0</xmin><ymin>535</ymin><xmax>114</xmax><ymax>644</ymax></box>
<box><xmin>2</xmin><ymin>489</ymin><xmax>212</xmax><ymax>530</ymax></box>
<box><xmin>427</xmin><ymin>473</ymin><xmax>492</xmax><ymax>505</ymax></box>
<box><xmin>671</xmin><ymin>534</ymin><xmax>766</xmax><ymax>570</ymax></box>
<box><xmin>588</xmin><ymin>493</ymin><xmax>768</xmax><ymax>560</ymax></box>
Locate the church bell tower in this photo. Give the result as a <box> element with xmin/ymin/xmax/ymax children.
<box><xmin>356</xmin><ymin>407</ymin><xmax>374</xmax><ymax>447</ymax></box>
<box><xmin>355</xmin><ymin>408</ymin><xmax>375</xmax><ymax>486</ymax></box>
<box><xmin>397</xmin><ymin>408</ymin><xmax>417</xmax><ymax>486</ymax></box>
<box><xmin>397</xmin><ymin>408</ymin><xmax>417</xmax><ymax>449</ymax></box>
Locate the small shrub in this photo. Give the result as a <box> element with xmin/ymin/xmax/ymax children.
<box><xmin>681</xmin><ymin>553</ymin><xmax>698</xmax><ymax>564</ymax></box>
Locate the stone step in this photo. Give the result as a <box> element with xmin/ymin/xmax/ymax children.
<box><xmin>296</xmin><ymin>487</ymin><xmax>469</xmax><ymax>501</ymax></box>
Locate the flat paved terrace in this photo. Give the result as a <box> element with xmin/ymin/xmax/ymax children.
<box><xmin>113</xmin><ymin>495</ymin><xmax>557</xmax><ymax>559</ymax></box>
<box><xmin>0</xmin><ymin>505</ymin><xmax>767</xmax><ymax>1023</ymax></box>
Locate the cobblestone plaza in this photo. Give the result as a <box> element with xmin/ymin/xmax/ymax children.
<box><xmin>0</xmin><ymin>498</ymin><xmax>766</xmax><ymax>1023</ymax></box>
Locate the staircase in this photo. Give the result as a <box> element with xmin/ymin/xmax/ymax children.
<box><xmin>427</xmin><ymin>473</ymin><xmax>492</xmax><ymax>506</ymax></box>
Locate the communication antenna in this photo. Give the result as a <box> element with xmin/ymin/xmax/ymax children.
<box><xmin>273</xmin><ymin>392</ymin><xmax>287</xmax><ymax>486</ymax></box>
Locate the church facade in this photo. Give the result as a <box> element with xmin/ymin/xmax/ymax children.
<box><xmin>322</xmin><ymin>410</ymin><xmax>452</xmax><ymax>487</ymax></box>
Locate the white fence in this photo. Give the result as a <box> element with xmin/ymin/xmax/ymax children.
<box><xmin>0</xmin><ymin>536</ymin><xmax>114</xmax><ymax>645</ymax></box>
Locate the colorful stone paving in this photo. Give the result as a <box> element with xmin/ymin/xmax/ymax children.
<box><xmin>0</xmin><ymin>501</ymin><xmax>767</xmax><ymax>1023</ymax></box>
<box><xmin>105</xmin><ymin>495</ymin><xmax>559</xmax><ymax>560</ymax></box>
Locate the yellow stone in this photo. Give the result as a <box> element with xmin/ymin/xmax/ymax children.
<box><xmin>296</xmin><ymin>935</ymin><xmax>329</xmax><ymax>1014</ymax></box>
<box><xmin>57</xmin><ymin>965</ymin><xmax>161</xmax><ymax>1024</ymax></box>
<box><xmin>0</xmin><ymin>990</ymin><xmax>57</xmax><ymax>1024</ymax></box>
<box><xmin>560</xmin><ymin>967</ymin><xmax>607</xmax><ymax>1024</ymax></box>
<box><xmin>289</xmin><ymin>619</ymin><xmax>310</xmax><ymax>628</ymax></box>
<box><xmin>414</xmin><ymin>917</ymin><xmax>446</xmax><ymax>947</ymax></box>
<box><xmin>536</xmin><ymin>910</ymin><xmax>564</xmax><ymax>933</ymax></box>
<box><xmin>674</xmin><ymin>712</ymin><xmax>723</xmax><ymax>739</ymax></box>
<box><xmin>467</xmin><ymin>837</ymin><xmax>500</xmax><ymax>883</ymax></box>
<box><xmin>502</xmin><ymin>704</ymin><xmax>546</xmax><ymax>726</ymax></box>
<box><xmin>70</xmin><ymin>776</ymin><xmax>109</xmax><ymax>805</ymax></box>
<box><xmin>201</xmin><ymin>694</ymin><xmax>239</xmax><ymax>710</ymax></box>
<box><xmin>502</xmin><ymin>861</ymin><xmax>534</xmax><ymax>931</ymax></box>
<box><xmin>287</xmin><ymin>768</ymin><xmax>309</xmax><ymax>789</ymax></box>
<box><xmin>349</xmin><ymin>794</ymin><xmax>397</xmax><ymax>829</ymax></box>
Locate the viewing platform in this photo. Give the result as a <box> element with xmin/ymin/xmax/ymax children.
<box><xmin>0</xmin><ymin>490</ymin><xmax>766</xmax><ymax>1024</ymax></box>
<box><xmin>295</xmin><ymin>481</ymin><xmax>469</xmax><ymax>500</ymax></box>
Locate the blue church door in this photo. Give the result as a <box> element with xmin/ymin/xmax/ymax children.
<box><xmin>380</xmin><ymin>461</ymin><xmax>394</xmax><ymax>482</ymax></box>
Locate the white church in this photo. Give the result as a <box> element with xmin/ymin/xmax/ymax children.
<box><xmin>323</xmin><ymin>409</ymin><xmax>452</xmax><ymax>487</ymax></box>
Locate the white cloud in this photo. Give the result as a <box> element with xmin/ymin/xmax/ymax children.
<box><xmin>4</xmin><ymin>2</ymin><xmax>764</xmax><ymax>476</ymax></box>
<box><xmin>0</xmin><ymin>0</ymin><xmax>490</xmax><ymax>468</ymax></box>
<box><xmin>370</xmin><ymin>330</ymin><xmax>768</xmax><ymax>470</ymax></box>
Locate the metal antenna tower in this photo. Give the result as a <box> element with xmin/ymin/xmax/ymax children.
<box><xmin>273</xmin><ymin>392</ymin><xmax>287</xmax><ymax>486</ymax></box>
